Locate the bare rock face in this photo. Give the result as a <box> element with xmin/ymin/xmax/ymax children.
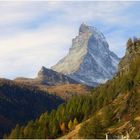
<box><xmin>36</xmin><ymin>66</ymin><xmax>79</xmax><ymax>85</ymax></box>
<box><xmin>52</xmin><ymin>23</ymin><xmax>120</xmax><ymax>86</ymax></box>
<box><xmin>119</xmin><ymin>37</ymin><xmax>140</xmax><ymax>73</ymax></box>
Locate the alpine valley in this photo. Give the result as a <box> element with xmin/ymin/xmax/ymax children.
<box><xmin>1</xmin><ymin>24</ymin><xmax>140</xmax><ymax>139</ymax></box>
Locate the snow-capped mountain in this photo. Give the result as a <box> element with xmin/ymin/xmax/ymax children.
<box><xmin>52</xmin><ymin>23</ymin><xmax>120</xmax><ymax>86</ymax></box>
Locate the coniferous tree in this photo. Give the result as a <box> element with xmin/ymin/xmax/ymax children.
<box><xmin>60</xmin><ymin>122</ymin><xmax>66</xmax><ymax>135</ymax></box>
<box><xmin>68</xmin><ymin>120</ymin><xmax>73</xmax><ymax>131</ymax></box>
<box><xmin>73</xmin><ymin>118</ymin><xmax>78</xmax><ymax>127</ymax></box>
<box><xmin>8</xmin><ymin>124</ymin><xmax>20</xmax><ymax>139</ymax></box>
<box><xmin>102</xmin><ymin>106</ymin><xmax>113</xmax><ymax>128</ymax></box>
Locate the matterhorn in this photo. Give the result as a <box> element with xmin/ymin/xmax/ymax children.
<box><xmin>52</xmin><ymin>23</ymin><xmax>120</xmax><ymax>86</ymax></box>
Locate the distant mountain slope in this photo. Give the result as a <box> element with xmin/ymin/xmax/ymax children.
<box><xmin>52</xmin><ymin>23</ymin><xmax>120</xmax><ymax>86</ymax></box>
<box><xmin>40</xmin><ymin>84</ymin><xmax>91</xmax><ymax>100</ymax></box>
<box><xmin>14</xmin><ymin>67</ymin><xmax>90</xmax><ymax>100</ymax></box>
<box><xmin>36</xmin><ymin>66</ymin><xmax>79</xmax><ymax>85</ymax></box>
<box><xmin>15</xmin><ymin>67</ymin><xmax>79</xmax><ymax>86</ymax></box>
<box><xmin>15</xmin><ymin>76</ymin><xmax>90</xmax><ymax>100</ymax></box>
<box><xmin>0</xmin><ymin>78</ymin><xmax>63</xmax><ymax>138</ymax></box>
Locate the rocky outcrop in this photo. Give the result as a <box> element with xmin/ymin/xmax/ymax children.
<box><xmin>36</xmin><ymin>66</ymin><xmax>79</xmax><ymax>85</ymax></box>
<box><xmin>119</xmin><ymin>37</ymin><xmax>140</xmax><ymax>73</ymax></box>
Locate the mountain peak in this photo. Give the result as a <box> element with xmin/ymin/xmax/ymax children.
<box><xmin>79</xmin><ymin>23</ymin><xmax>89</xmax><ymax>33</ymax></box>
<box><xmin>38</xmin><ymin>66</ymin><xmax>53</xmax><ymax>76</ymax></box>
<box><xmin>40</xmin><ymin>66</ymin><xmax>47</xmax><ymax>72</ymax></box>
<box><xmin>52</xmin><ymin>24</ymin><xmax>120</xmax><ymax>86</ymax></box>
<box><xmin>79</xmin><ymin>23</ymin><xmax>106</xmax><ymax>41</ymax></box>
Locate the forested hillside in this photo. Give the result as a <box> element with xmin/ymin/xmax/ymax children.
<box><xmin>79</xmin><ymin>37</ymin><xmax>140</xmax><ymax>139</ymax></box>
<box><xmin>0</xmin><ymin>79</ymin><xmax>63</xmax><ymax>138</ymax></box>
<box><xmin>6</xmin><ymin>38</ymin><xmax>140</xmax><ymax>139</ymax></box>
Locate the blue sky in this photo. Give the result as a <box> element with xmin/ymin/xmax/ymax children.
<box><xmin>0</xmin><ymin>1</ymin><xmax>140</xmax><ymax>79</ymax></box>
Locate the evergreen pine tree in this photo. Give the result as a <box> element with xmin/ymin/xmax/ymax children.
<box><xmin>73</xmin><ymin>118</ymin><xmax>78</xmax><ymax>127</ymax></box>
<box><xmin>68</xmin><ymin>120</ymin><xmax>73</xmax><ymax>131</ymax></box>
<box><xmin>8</xmin><ymin>124</ymin><xmax>20</xmax><ymax>139</ymax></box>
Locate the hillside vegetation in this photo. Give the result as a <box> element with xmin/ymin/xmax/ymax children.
<box><xmin>0</xmin><ymin>79</ymin><xmax>63</xmax><ymax>138</ymax></box>
<box><xmin>78</xmin><ymin>37</ymin><xmax>140</xmax><ymax>139</ymax></box>
<box><xmin>6</xmin><ymin>38</ymin><xmax>140</xmax><ymax>139</ymax></box>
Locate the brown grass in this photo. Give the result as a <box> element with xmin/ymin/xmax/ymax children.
<box><xmin>39</xmin><ymin>84</ymin><xmax>91</xmax><ymax>99</ymax></box>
